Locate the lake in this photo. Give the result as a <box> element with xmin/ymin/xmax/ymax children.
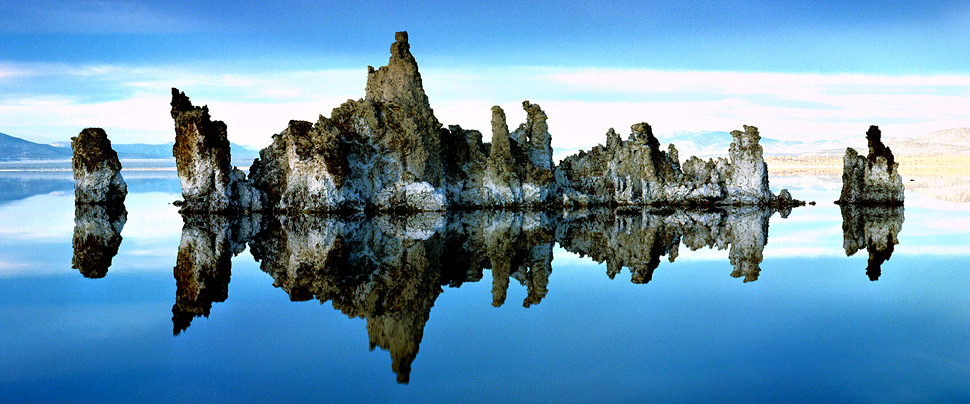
<box><xmin>1</xmin><ymin>168</ymin><xmax>969</xmax><ymax>403</ymax></box>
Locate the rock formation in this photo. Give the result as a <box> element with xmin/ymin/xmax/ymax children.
<box><xmin>838</xmin><ymin>125</ymin><xmax>905</xmax><ymax>205</ymax></box>
<box><xmin>841</xmin><ymin>205</ymin><xmax>904</xmax><ymax>281</ymax></box>
<box><xmin>72</xmin><ymin>128</ymin><xmax>127</xmax><ymax>205</ymax></box>
<box><xmin>556</xmin><ymin>124</ymin><xmax>792</xmax><ymax>207</ymax></box>
<box><xmin>71</xmin><ymin>204</ymin><xmax>126</xmax><ymax>278</ymax></box>
<box><xmin>169</xmin><ymin>32</ymin><xmax>800</xmax><ymax>212</ymax></box>
<box><xmin>171</xmin><ymin>89</ymin><xmax>261</xmax><ymax>213</ymax></box>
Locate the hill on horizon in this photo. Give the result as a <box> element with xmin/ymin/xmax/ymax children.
<box><xmin>0</xmin><ymin>132</ymin><xmax>73</xmax><ymax>161</ymax></box>
<box><xmin>0</xmin><ymin>132</ymin><xmax>261</xmax><ymax>162</ymax></box>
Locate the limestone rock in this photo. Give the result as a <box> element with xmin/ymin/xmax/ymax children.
<box><xmin>71</xmin><ymin>128</ymin><xmax>127</xmax><ymax>205</ymax></box>
<box><xmin>171</xmin><ymin>89</ymin><xmax>261</xmax><ymax>213</ymax></box>
<box><xmin>167</xmin><ymin>32</ymin><xmax>801</xmax><ymax>212</ymax></box>
<box><xmin>250</xmin><ymin>31</ymin><xmax>447</xmax><ymax>212</ymax></box>
<box><xmin>838</xmin><ymin>125</ymin><xmax>905</xmax><ymax>205</ymax></box>
<box><xmin>555</xmin><ymin>124</ymin><xmax>797</xmax><ymax>208</ymax></box>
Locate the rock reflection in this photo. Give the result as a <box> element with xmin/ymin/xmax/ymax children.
<box><xmin>557</xmin><ymin>207</ymin><xmax>770</xmax><ymax>283</ymax></box>
<box><xmin>172</xmin><ymin>214</ymin><xmax>259</xmax><ymax>335</ymax></box>
<box><xmin>175</xmin><ymin>207</ymin><xmax>781</xmax><ymax>382</ymax></box>
<box><xmin>71</xmin><ymin>204</ymin><xmax>127</xmax><ymax>278</ymax></box>
<box><xmin>841</xmin><ymin>205</ymin><xmax>904</xmax><ymax>281</ymax></box>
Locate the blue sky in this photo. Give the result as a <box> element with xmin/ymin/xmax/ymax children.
<box><xmin>1</xmin><ymin>1</ymin><xmax>968</xmax><ymax>149</ymax></box>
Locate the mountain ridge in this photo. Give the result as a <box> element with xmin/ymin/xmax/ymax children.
<box><xmin>0</xmin><ymin>132</ymin><xmax>261</xmax><ymax>162</ymax></box>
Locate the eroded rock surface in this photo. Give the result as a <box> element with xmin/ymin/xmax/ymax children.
<box><xmin>556</xmin><ymin>124</ymin><xmax>794</xmax><ymax>208</ymax></box>
<box><xmin>838</xmin><ymin>126</ymin><xmax>905</xmax><ymax>205</ymax></box>
<box><xmin>841</xmin><ymin>205</ymin><xmax>904</xmax><ymax>280</ymax></box>
<box><xmin>72</xmin><ymin>128</ymin><xmax>127</xmax><ymax>205</ymax></box>
<box><xmin>169</xmin><ymin>32</ymin><xmax>799</xmax><ymax>212</ymax></box>
<box><xmin>171</xmin><ymin>89</ymin><xmax>261</xmax><ymax>213</ymax></box>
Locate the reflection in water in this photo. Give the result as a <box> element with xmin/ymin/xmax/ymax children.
<box><xmin>172</xmin><ymin>207</ymin><xmax>782</xmax><ymax>382</ymax></box>
<box><xmin>172</xmin><ymin>214</ymin><xmax>259</xmax><ymax>335</ymax></box>
<box><xmin>558</xmin><ymin>208</ymin><xmax>771</xmax><ymax>283</ymax></box>
<box><xmin>841</xmin><ymin>205</ymin><xmax>904</xmax><ymax>281</ymax></box>
<box><xmin>71</xmin><ymin>204</ymin><xmax>127</xmax><ymax>278</ymax></box>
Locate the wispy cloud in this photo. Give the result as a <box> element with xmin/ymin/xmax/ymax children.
<box><xmin>1</xmin><ymin>63</ymin><xmax>968</xmax><ymax>149</ymax></box>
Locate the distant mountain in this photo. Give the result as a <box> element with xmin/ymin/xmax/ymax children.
<box><xmin>0</xmin><ymin>132</ymin><xmax>262</xmax><ymax>162</ymax></box>
<box><xmin>0</xmin><ymin>132</ymin><xmax>73</xmax><ymax>161</ymax></box>
<box><xmin>918</xmin><ymin>128</ymin><xmax>970</xmax><ymax>146</ymax></box>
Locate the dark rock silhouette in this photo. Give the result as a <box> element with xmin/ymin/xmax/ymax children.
<box><xmin>71</xmin><ymin>204</ymin><xmax>127</xmax><ymax>278</ymax></box>
<box><xmin>841</xmin><ymin>205</ymin><xmax>904</xmax><ymax>280</ymax></box>
<box><xmin>168</xmin><ymin>32</ymin><xmax>801</xmax><ymax>213</ymax></box>
<box><xmin>72</xmin><ymin>128</ymin><xmax>126</xmax><ymax>205</ymax></box>
<box><xmin>838</xmin><ymin>125</ymin><xmax>905</xmax><ymax>205</ymax></box>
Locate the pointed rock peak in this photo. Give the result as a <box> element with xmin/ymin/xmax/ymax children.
<box><xmin>731</xmin><ymin>125</ymin><xmax>761</xmax><ymax>147</ymax></box>
<box><xmin>606</xmin><ymin>128</ymin><xmax>621</xmax><ymax>150</ymax></box>
<box><xmin>865</xmin><ymin>125</ymin><xmax>894</xmax><ymax>168</ymax></box>
<box><xmin>521</xmin><ymin>101</ymin><xmax>547</xmax><ymax>120</ymax></box>
<box><xmin>365</xmin><ymin>31</ymin><xmax>429</xmax><ymax>108</ymax></box>
<box><xmin>170</xmin><ymin>88</ymin><xmax>196</xmax><ymax>118</ymax></box>
<box><xmin>491</xmin><ymin>106</ymin><xmax>509</xmax><ymax>138</ymax></box>
<box><xmin>630</xmin><ymin>122</ymin><xmax>658</xmax><ymax>148</ymax></box>
<box><xmin>391</xmin><ymin>31</ymin><xmax>410</xmax><ymax>58</ymax></box>
<box><xmin>866</xmin><ymin>125</ymin><xmax>882</xmax><ymax>145</ymax></box>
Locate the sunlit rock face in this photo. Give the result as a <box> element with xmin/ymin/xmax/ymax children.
<box><xmin>250</xmin><ymin>32</ymin><xmax>447</xmax><ymax>213</ymax></box>
<box><xmin>72</xmin><ymin>128</ymin><xmax>127</xmax><ymax>205</ymax></box>
<box><xmin>841</xmin><ymin>205</ymin><xmax>904</xmax><ymax>281</ymax></box>
<box><xmin>171</xmin><ymin>89</ymin><xmax>261</xmax><ymax>213</ymax></box>
<box><xmin>172</xmin><ymin>214</ymin><xmax>260</xmax><ymax>335</ymax></box>
<box><xmin>71</xmin><ymin>204</ymin><xmax>127</xmax><ymax>278</ymax></box>
<box><xmin>555</xmin><ymin>124</ymin><xmax>791</xmax><ymax>208</ymax></box>
<box><xmin>168</xmin><ymin>32</ymin><xmax>801</xmax><ymax>212</ymax></box>
<box><xmin>838</xmin><ymin>126</ymin><xmax>905</xmax><ymax>205</ymax></box>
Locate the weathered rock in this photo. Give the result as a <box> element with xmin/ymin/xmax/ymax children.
<box><xmin>249</xmin><ymin>31</ymin><xmax>448</xmax><ymax>213</ymax></box>
<box><xmin>841</xmin><ymin>205</ymin><xmax>904</xmax><ymax>280</ymax></box>
<box><xmin>171</xmin><ymin>89</ymin><xmax>261</xmax><ymax>213</ymax></box>
<box><xmin>838</xmin><ymin>125</ymin><xmax>905</xmax><ymax>205</ymax></box>
<box><xmin>170</xmin><ymin>32</ymin><xmax>801</xmax><ymax>212</ymax></box>
<box><xmin>478</xmin><ymin>102</ymin><xmax>556</xmax><ymax>207</ymax></box>
<box><xmin>71</xmin><ymin>204</ymin><xmax>126</xmax><ymax>278</ymax></box>
<box><xmin>71</xmin><ymin>128</ymin><xmax>127</xmax><ymax>205</ymax></box>
<box><xmin>556</xmin><ymin>124</ymin><xmax>797</xmax><ymax>208</ymax></box>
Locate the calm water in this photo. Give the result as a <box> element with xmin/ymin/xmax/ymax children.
<box><xmin>1</xmin><ymin>169</ymin><xmax>969</xmax><ymax>403</ymax></box>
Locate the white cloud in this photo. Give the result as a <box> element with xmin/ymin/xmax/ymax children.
<box><xmin>2</xmin><ymin>63</ymin><xmax>968</xmax><ymax>150</ymax></box>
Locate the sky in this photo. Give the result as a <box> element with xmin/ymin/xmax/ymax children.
<box><xmin>1</xmin><ymin>0</ymin><xmax>968</xmax><ymax>151</ymax></box>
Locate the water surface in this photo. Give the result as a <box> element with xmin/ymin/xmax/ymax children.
<box><xmin>1</xmin><ymin>171</ymin><xmax>969</xmax><ymax>403</ymax></box>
